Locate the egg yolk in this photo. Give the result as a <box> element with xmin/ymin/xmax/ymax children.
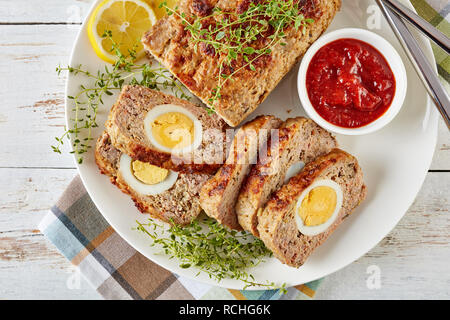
<box><xmin>131</xmin><ymin>160</ymin><xmax>169</xmax><ymax>185</ymax></box>
<box><xmin>151</xmin><ymin>112</ymin><xmax>194</xmax><ymax>150</ymax></box>
<box><xmin>298</xmin><ymin>186</ymin><xmax>337</xmax><ymax>226</ymax></box>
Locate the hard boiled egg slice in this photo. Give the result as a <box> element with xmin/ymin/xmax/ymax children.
<box><xmin>143</xmin><ymin>104</ymin><xmax>203</xmax><ymax>154</ymax></box>
<box><xmin>294</xmin><ymin>179</ymin><xmax>343</xmax><ymax>236</ymax></box>
<box><xmin>118</xmin><ymin>154</ymin><xmax>178</xmax><ymax>195</ymax></box>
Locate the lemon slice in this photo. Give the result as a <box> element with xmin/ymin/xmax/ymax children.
<box><xmin>87</xmin><ymin>0</ymin><xmax>156</xmax><ymax>63</ymax></box>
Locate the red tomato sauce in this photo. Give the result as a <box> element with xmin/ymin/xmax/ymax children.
<box><xmin>306</xmin><ymin>38</ymin><xmax>396</xmax><ymax>128</ymax></box>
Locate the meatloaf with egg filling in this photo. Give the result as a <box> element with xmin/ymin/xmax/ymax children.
<box><xmin>257</xmin><ymin>149</ymin><xmax>366</xmax><ymax>267</ymax></box>
<box><xmin>105</xmin><ymin>85</ymin><xmax>229</xmax><ymax>175</ymax></box>
<box><xmin>95</xmin><ymin>131</ymin><xmax>211</xmax><ymax>225</ymax></box>
<box><xmin>236</xmin><ymin>117</ymin><xmax>337</xmax><ymax>237</ymax></box>
<box><xmin>142</xmin><ymin>0</ymin><xmax>342</xmax><ymax>126</ymax></box>
<box><xmin>200</xmin><ymin>115</ymin><xmax>282</xmax><ymax>230</ymax></box>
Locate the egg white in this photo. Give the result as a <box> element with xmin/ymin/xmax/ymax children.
<box><xmin>118</xmin><ymin>154</ymin><xmax>179</xmax><ymax>196</ymax></box>
<box><xmin>294</xmin><ymin>179</ymin><xmax>343</xmax><ymax>236</ymax></box>
<box><xmin>143</xmin><ymin>104</ymin><xmax>203</xmax><ymax>154</ymax></box>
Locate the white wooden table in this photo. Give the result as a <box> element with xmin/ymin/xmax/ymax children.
<box><xmin>0</xmin><ymin>0</ymin><xmax>448</xmax><ymax>300</ymax></box>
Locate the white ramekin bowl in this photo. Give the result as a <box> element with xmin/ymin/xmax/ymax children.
<box><xmin>297</xmin><ymin>28</ymin><xmax>407</xmax><ymax>135</ymax></box>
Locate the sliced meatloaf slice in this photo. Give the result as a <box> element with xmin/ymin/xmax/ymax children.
<box><xmin>257</xmin><ymin>149</ymin><xmax>367</xmax><ymax>268</ymax></box>
<box><xmin>95</xmin><ymin>131</ymin><xmax>211</xmax><ymax>226</ymax></box>
<box><xmin>142</xmin><ymin>0</ymin><xmax>342</xmax><ymax>126</ymax></box>
<box><xmin>200</xmin><ymin>115</ymin><xmax>282</xmax><ymax>230</ymax></box>
<box><xmin>105</xmin><ymin>85</ymin><xmax>229</xmax><ymax>175</ymax></box>
<box><xmin>236</xmin><ymin>117</ymin><xmax>337</xmax><ymax>237</ymax></box>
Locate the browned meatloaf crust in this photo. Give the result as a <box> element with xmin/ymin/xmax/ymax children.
<box><xmin>95</xmin><ymin>131</ymin><xmax>211</xmax><ymax>226</ymax></box>
<box><xmin>142</xmin><ymin>0</ymin><xmax>342</xmax><ymax>126</ymax></box>
<box><xmin>105</xmin><ymin>85</ymin><xmax>229</xmax><ymax>174</ymax></box>
<box><xmin>236</xmin><ymin>117</ymin><xmax>337</xmax><ymax>237</ymax></box>
<box><xmin>257</xmin><ymin>149</ymin><xmax>367</xmax><ymax>268</ymax></box>
<box><xmin>200</xmin><ymin>115</ymin><xmax>282</xmax><ymax>230</ymax></box>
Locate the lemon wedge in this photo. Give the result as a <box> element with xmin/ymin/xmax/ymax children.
<box><xmin>87</xmin><ymin>0</ymin><xmax>156</xmax><ymax>63</ymax></box>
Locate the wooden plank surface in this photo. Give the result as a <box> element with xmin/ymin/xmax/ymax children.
<box><xmin>0</xmin><ymin>0</ymin><xmax>448</xmax><ymax>300</ymax></box>
<box><xmin>0</xmin><ymin>1</ymin><xmax>91</xmax><ymax>23</ymax></box>
<box><xmin>0</xmin><ymin>168</ymin><xmax>100</xmax><ymax>299</ymax></box>
<box><xmin>0</xmin><ymin>25</ymin><xmax>79</xmax><ymax>168</ymax></box>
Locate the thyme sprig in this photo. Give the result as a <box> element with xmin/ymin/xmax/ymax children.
<box><xmin>136</xmin><ymin>217</ymin><xmax>287</xmax><ymax>292</ymax></box>
<box><xmin>53</xmin><ymin>31</ymin><xmax>189</xmax><ymax>164</ymax></box>
<box><xmin>162</xmin><ymin>0</ymin><xmax>313</xmax><ymax>111</ymax></box>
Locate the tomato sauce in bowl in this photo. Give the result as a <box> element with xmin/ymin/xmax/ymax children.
<box><xmin>306</xmin><ymin>38</ymin><xmax>396</xmax><ymax>128</ymax></box>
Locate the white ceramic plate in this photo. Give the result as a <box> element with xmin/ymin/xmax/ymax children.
<box><xmin>66</xmin><ymin>0</ymin><xmax>438</xmax><ymax>290</ymax></box>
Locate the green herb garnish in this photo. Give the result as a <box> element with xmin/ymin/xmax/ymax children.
<box><xmin>162</xmin><ymin>0</ymin><xmax>313</xmax><ymax>112</ymax></box>
<box><xmin>136</xmin><ymin>217</ymin><xmax>287</xmax><ymax>292</ymax></box>
<box><xmin>53</xmin><ymin>31</ymin><xmax>189</xmax><ymax>164</ymax></box>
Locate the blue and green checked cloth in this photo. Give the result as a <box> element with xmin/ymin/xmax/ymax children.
<box><xmin>39</xmin><ymin>0</ymin><xmax>449</xmax><ymax>300</ymax></box>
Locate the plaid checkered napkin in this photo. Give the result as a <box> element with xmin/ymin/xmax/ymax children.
<box><xmin>412</xmin><ymin>0</ymin><xmax>450</xmax><ymax>82</ymax></box>
<box><xmin>39</xmin><ymin>0</ymin><xmax>449</xmax><ymax>300</ymax></box>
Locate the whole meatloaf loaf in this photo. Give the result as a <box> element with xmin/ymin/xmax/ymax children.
<box><xmin>95</xmin><ymin>131</ymin><xmax>211</xmax><ymax>226</ymax></box>
<box><xmin>105</xmin><ymin>85</ymin><xmax>229</xmax><ymax>174</ymax></box>
<box><xmin>142</xmin><ymin>0</ymin><xmax>342</xmax><ymax>126</ymax></box>
<box><xmin>257</xmin><ymin>149</ymin><xmax>367</xmax><ymax>268</ymax></box>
